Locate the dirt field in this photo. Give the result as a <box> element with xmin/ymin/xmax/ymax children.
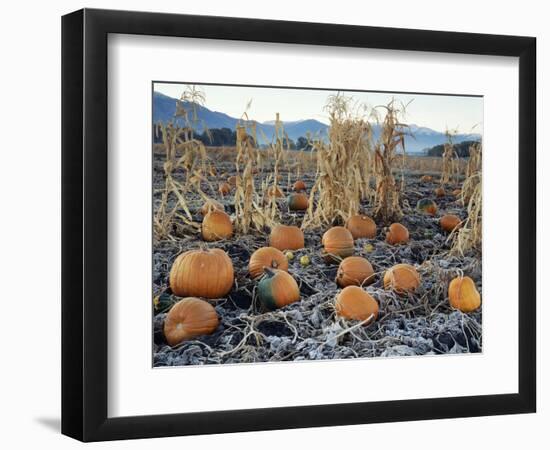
<box><xmin>152</xmin><ymin>146</ymin><xmax>482</xmax><ymax>367</ymax></box>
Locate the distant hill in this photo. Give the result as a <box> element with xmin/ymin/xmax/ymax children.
<box><xmin>153</xmin><ymin>91</ymin><xmax>481</xmax><ymax>152</ymax></box>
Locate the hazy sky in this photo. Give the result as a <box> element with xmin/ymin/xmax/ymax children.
<box><xmin>154</xmin><ymin>82</ymin><xmax>483</xmax><ymax>135</ymax></box>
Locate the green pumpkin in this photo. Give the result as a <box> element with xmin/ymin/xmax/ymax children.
<box><xmin>416</xmin><ymin>198</ymin><xmax>437</xmax><ymax>216</ymax></box>
<box><xmin>153</xmin><ymin>291</ymin><xmax>175</xmax><ymax>314</ymax></box>
<box><xmin>257</xmin><ymin>269</ymin><xmax>300</xmax><ymax>311</ymax></box>
<box><xmin>287</xmin><ymin>193</ymin><xmax>308</xmax><ymax>211</ymax></box>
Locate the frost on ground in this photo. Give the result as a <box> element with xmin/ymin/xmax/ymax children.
<box><xmin>152</xmin><ymin>157</ymin><xmax>482</xmax><ymax>367</ymax></box>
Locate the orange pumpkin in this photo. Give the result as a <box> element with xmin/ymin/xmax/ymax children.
<box><xmin>163</xmin><ymin>298</ymin><xmax>219</xmax><ymax>346</ymax></box>
<box><xmin>448</xmin><ymin>276</ymin><xmax>481</xmax><ymax>312</ymax></box>
<box><xmin>219</xmin><ymin>182</ymin><xmax>231</xmax><ymax>196</ymax></box>
<box><xmin>435</xmin><ymin>187</ymin><xmax>446</xmax><ymax>198</ymax></box>
<box><xmin>385</xmin><ymin>223</ymin><xmax>409</xmax><ymax>245</ymax></box>
<box><xmin>249</xmin><ymin>247</ymin><xmax>289</xmax><ymax>279</ymax></box>
<box><xmin>227</xmin><ymin>175</ymin><xmax>239</xmax><ymax>187</ymax></box>
<box><xmin>440</xmin><ymin>214</ymin><xmax>462</xmax><ymax>232</ymax></box>
<box><xmin>322</xmin><ymin>226</ymin><xmax>355</xmax><ymax>262</ymax></box>
<box><xmin>200</xmin><ymin>199</ymin><xmax>224</xmax><ymax>216</ymax></box>
<box><xmin>383</xmin><ymin>264</ymin><xmax>420</xmax><ymax>294</ymax></box>
<box><xmin>420</xmin><ymin>175</ymin><xmax>433</xmax><ymax>183</ymax></box>
<box><xmin>288</xmin><ymin>193</ymin><xmax>309</xmax><ymax>211</ymax></box>
<box><xmin>202</xmin><ymin>210</ymin><xmax>233</xmax><ymax>241</ymax></box>
<box><xmin>346</xmin><ymin>215</ymin><xmax>376</xmax><ymax>239</ymax></box>
<box><xmin>169</xmin><ymin>248</ymin><xmax>234</xmax><ymax>298</ymax></box>
<box><xmin>257</xmin><ymin>269</ymin><xmax>300</xmax><ymax>311</ymax></box>
<box><xmin>293</xmin><ymin>180</ymin><xmax>306</xmax><ymax>192</ymax></box>
<box><xmin>335</xmin><ymin>286</ymin><xmax>379</xmax><ymax>323</ymax></box>
<box><xmin>336</xmin><ymin>256</ymin><xmax>375</xmax><ymax>287</ymax></box>
<box><xmin>269</xmin><ymin>224</ymin><xmax>305</xmax><ymax>251</ymax></box>
<box><xmin>267</xmin><ymin>186</ymin><xmax>284</xmax><ymax>198</ymax></box>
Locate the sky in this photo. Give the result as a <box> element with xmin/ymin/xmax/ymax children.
<box><xmin>154</xmin><ymin>82</ymin><xmax>483</xmax><ymax>135</ymax></box>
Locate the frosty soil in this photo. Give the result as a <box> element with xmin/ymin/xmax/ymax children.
<box><xmin>152</xmin><ymin>155</ymin><xmax>482</xmax><ymax>367</ymax></box>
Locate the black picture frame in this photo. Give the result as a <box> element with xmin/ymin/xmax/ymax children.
<box><xmin>61</xmin><ymin>8</ymin><xmax>536</xmax><ymax>442</ymax></box>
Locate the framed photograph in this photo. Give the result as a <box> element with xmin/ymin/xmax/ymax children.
<box><xmin>62</xmin><ymin>8</ymin><xmax>536</xmax><ymax>442</ymax></box>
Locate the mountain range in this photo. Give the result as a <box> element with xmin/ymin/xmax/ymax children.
<box><xmin>153</xmin><ymin>91</ymin><xmax>480</xmax><ymax>153</ymax></box>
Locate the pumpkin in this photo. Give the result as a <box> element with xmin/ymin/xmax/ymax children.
<box><xmin>448</xmin><ymin>276</ymin><xmax>481</xmax><ymax>312</ymax></box>
<box><xmin>440</xmin><ymin>214</ymin><xmax>462</xmax><ymax>232</ymax></box>
<box><xmin>248</xmin><ymin>247</ymin><xmax>289</xmax><ymax>279</ymax></box>
<box><xmin>227</xmin><ymin>175</ymin><xmax>238</xmax><ymax>187</ymax></box>
<box><xmin>269</xmin><ymin>224</ymin><xmax>304</xmax><ymax>250</ymax></box>
<box><xmin>169</xmin><ymin>248</ymin><xmax>234</xmax><ymax>298</ymax></box>
<box><xmin>163</xmin><ymin>298</ymin><xmax>219</xmax><ymax>346</ymax></box>
<box><xmin>322</xmin><ymin>226</ymin><xmax>355</xmax><ymax>262</ymax></box>
<box><xmin>288</xmin><ymin>193</ymin><xmax>309</xmax><ymax>211</ymax></box>
<box><xmin>200</xmin><ymin>199</ymin><xmax>224</xmax><ymax>216</ymax></box>
<box><xmin>420</xmin><ymin>175</ymin><xmax>433</xmax><ymax>182</ymax></box>
<box><xmin>300</xmin><ymin>255</ymin><xmax>310</xmax><ymax>267</ymax></box>
<box><xmin>153</xmin><ymin>291</ymin><xmax>174</xmax><ymax>314</ymax></box>
<box><xmin>452</xmin><ymin>188</ymin><xmax>462</xmax><ymax>197</ymax></box>
<box><xmin>293</xmin><ymin>180</ymin><xmax>306</xmax><ymax>192</ymax></box>
<box><xmin>346</xmin><ymin>215</ymin><xmax>376</xmax><ymax>239</ymax></box>
<box><xmin>336</xmin><ymin>256</ymin><xmax>375</xmax><ymax>288</ymax></box>
<box><xmin>202</xmin><ymin>210</ymin><xmax>233</xmax><ymax>241</ymax></box>
<box><xmin>435</xmin><ymin>187</ymin><xmax>446</xmax><ymax>198</ymax></box>
<box><xmin>267</xmin><ymin>186</ymin><xmax>284</xmax><ymax>198</ymax></box>
<box><xmin>219</xmin><ymin>182</ymin><xmax>231</xmax><ymax>196</ymax></box>
<box><xmin>257</xmin><ymin>269</ymin><xmax>300</xmax><ymax>311</ymax></box>
<box><xmin>383</xmin><ymin>264</ymin><xmax>421</xmax><ymax>294</ymax></box>
<box><xmin>385</xmin><ymin>223</ymin><xmax>409</xmax><ymax>245</ymax></box>
<box><xmin>335</xmin><ymin>286</ymin><xmax>378</xmax><ymax>323</ymax></box>
<box><xmin>416</xmin><ymin>198</ymin><xmax>438</xmax><ymax>216</ymax></box>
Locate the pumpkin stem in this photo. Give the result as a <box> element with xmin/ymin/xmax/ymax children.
<box><xmin>263</xmin><ymin>267</ymin><xmax>277</xmax><ymax>278</ymax></box>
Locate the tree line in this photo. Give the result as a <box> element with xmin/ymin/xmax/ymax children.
<box><xmin>426</xmin><ymin>140</ymin><xmax>481</xmax><ymax>158</ymax></box>
<box><xmin>154</xmin><ymin>124</ymin><xmax>314</xmax><ymax>151</ymax></box>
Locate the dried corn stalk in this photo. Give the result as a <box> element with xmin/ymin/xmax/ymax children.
<box><xmin>440</xmin><ymin>129</ymin><xmax>462</xmax><ymax>186</ymax></box>
<box><xmin>154</xmin><ymin>85</ymin><xmax>211</xmax><ymax>240</ymax></box>
<box><xmin>233</xmin><ymin>119</ymin><xmax>276</xmax><ymax>233</ymax></box>
<box><xmin>373</xmin><ymin>100</ymin><xmax>407</xmax><ymax>223</ymax></box>
<box><xmin>451</xmin><ymin>143</ymin><xmax>482</xmax><ymax>255</ymax></box>
<box><xmin>303</xmin><ymin>93</ymin><xmax>374</xmax><ymax>229</ymax></box>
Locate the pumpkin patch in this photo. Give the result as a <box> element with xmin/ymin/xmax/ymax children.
<box><xmin>152</xmin><ymin>83</ymin><xmax>483</xmax><ymax>366</ymax></box>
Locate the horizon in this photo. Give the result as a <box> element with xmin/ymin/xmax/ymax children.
<box><xmin>154</xmin><ymin>82</ymin><xmax>484</xmax><ymax>136</ymax></box>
